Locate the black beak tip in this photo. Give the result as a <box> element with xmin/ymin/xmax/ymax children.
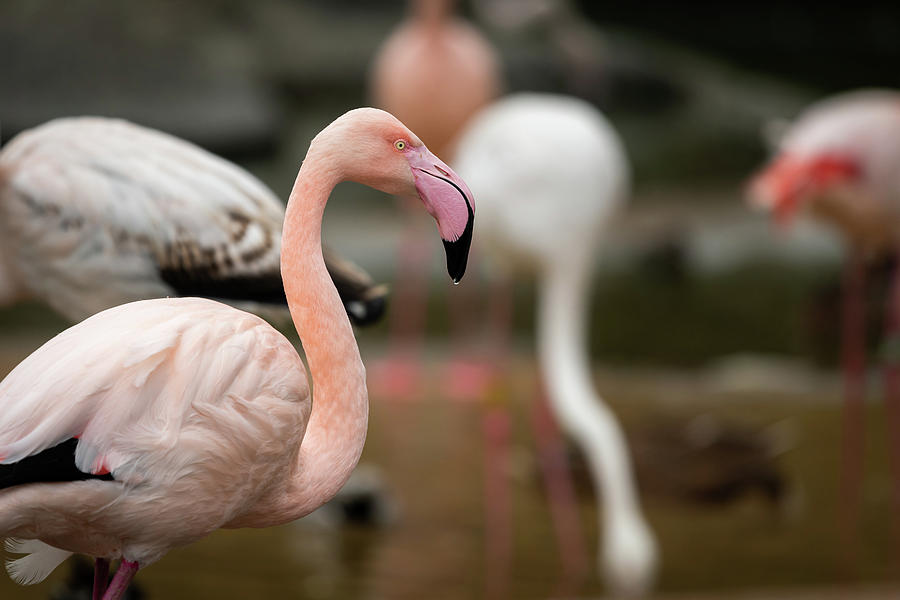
<box><xmin>420</xmin><ymin>167</ymin><xmax>475</xmax><ymax>284</ymax></box>
<box><xmin>443</xmin><ymin>214</ymin><xmax>473</xmax><ymax>285</ymax></box>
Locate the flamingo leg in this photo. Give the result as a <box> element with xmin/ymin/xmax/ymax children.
<box><xmin>101</xmin><ymin>560</ymin><xmax>139</xmax><ymax>600</ymax></box>
<box><xmin>481</xmin><ymin>277</ymin><xmax>515</xmax><ymax>599</ymax></box>
<box><xmin>483</xmin><ymin>405</ymin><xmax>512</xmax><ymax>600</ymax></box>
<box><xmin>530</xmin><ymin>391</ymin><xmax>590</xmax><ymax>595</ymax></box>
<box><xmin>882</xmin><ymin>250</ymin><xmax>900</xmax><ymax>568</ymax></box>
<box><xmin>446</xmin><ymin>274</ymin><xmax>513</xmax><ymax>401</ymax></box>
<box><xmin>839</xmin><ymin>249</ymin><xmax>866</xmax><ymax>570</ymax></box>
<box><xmin>92</xmin><ymin>558</ymin><xmax>110</xmax><ymax>600</ymax></box>
<box><xmin>370</xmin><ymin>211</ymin><xmax>432</xmax><ymax>400</ymax></box>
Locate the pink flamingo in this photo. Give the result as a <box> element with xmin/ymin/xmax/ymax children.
<box><xmin>368</xmin><ymin>0</ymin><xmax>501</xmax><ymax>399</ymax></box>
<box><xmin>0</xmin><ymin>108</ymin><xmax>474</xmax><ymax>600</ymax></box>
<box><xmin>0</xmin><ymin>117</ymin><xmax>388</xmax><ymax>328</ymax></box>
<box><xmin>748</xmin><ymin>89</ymin><xmax>900</xmax><ymax>565</ymax></box>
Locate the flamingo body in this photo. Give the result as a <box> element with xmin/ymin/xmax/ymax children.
<box><xmin>454</xmin><ymin>93</ymin><xmax>657</xmax><ymax>596</ymax></box>
<box><xmin>455</xmin><ymin>94</ymin><xmax>627</xmax><ymax>268</ymax></box>
<box><xmin>370</xmin><ymin>0</ymin><xmax>501</xmax><ymax>158</ymax></box>
<box><xmin>750</xmin><ymin>90</ymin><xmax>900</xmax><ymax>251</ymax></box>
<box><xmin>0</xmin><ymin>297</ymin><xmax>308</xmax><ymax>575</ymax></box>
<box><xmin>0</xmin><ymin>117</ymin><xmax>386</xmax><ymax>325</ymax></box>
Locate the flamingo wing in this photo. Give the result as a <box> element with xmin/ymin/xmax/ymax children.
<box><xmin>0</xmin><ymin>297</ymin><xmax>309</xmax><ymax>489</ymax></box>
<box><xmin>0</xmin><ymin>117</ymin><xmax>287</xmax><ymax>320</ymax></box>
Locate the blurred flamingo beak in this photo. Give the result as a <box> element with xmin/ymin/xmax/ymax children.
<box><xmin>748</xmin><ymin>153</ymin><xmax>860</xmax><ymax>227</ymax></box>
<box><xmin>748</xmin><ymin>157</ymin><xmax>807</xmax><ymax>225</ymax></box>
<box><xmin>407</xmin><ymin>148</ymin><xmax>475</xmax><ymax>283</ymax></box>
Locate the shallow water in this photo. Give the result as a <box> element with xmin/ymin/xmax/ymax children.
<box><xmin>2</xmin><ymin>327</ymin><xmax>900</xmax><ymax>599</ymax></box>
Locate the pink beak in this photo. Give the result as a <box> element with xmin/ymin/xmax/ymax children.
<box><xmin>407</xmin><ymin>147</ymin><xmax>475</xmax><ymax>283</ymax></box>
<box><xmin>747</xmin><ymin>162</ymin><xmax>805</xmax><ymax>226</ymax></box>
<box><xmin>748</xmin><ymin>153</ymin><xmax>861</xmax><ymax>227</ymax></box>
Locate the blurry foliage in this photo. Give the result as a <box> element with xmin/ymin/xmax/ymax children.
<box><xmin>0</xmin><ymin>302</ymin><xmax>68</xmax><ymax>337</ymax></box>
<box><xmin>582</xmin><ymin>1</ymin><xmax>900</xmax><ymax>93</ymax></box>
<box><xmin>589</xmin><ymin>261</ymin><xmax>834</xmax><ymax>366</ymax></box>
<box><xmin>365</xmin><ymin>258</ymin><xmax>843</xmax><ymax>368</ymax></box>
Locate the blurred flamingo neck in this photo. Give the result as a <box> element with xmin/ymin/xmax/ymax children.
<box><xmin>413</xmin><ymin>0</ymin><xmax>453</xmax><ymax>30</ymax></box>
<box><xmin>278</xmin><ymin>152</ymin><xmax>369</xmax><ymax>520</ymax></box>
<box><xmin>536</xmin><ymin>256</ymin><xmax>644</xmax><ymax>520</ymax></box>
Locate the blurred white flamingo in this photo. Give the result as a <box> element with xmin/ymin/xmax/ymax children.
<box><xmin>749</xmin><ymin>89</ymin><xmax>900</xmax><ymax>561</ymax></box>
<box><xmin>455</xmin><ymin>93</ymin><xmax>658</xmax><ymax>596</ymax></box>
<box><xmin>0</xmin><ymin>117</ymin><xmax>388</xmax><ymax>327</ymax></box>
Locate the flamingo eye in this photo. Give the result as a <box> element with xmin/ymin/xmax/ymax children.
<box><xmin>394</xmin><ymin>140</ymin><xmax>407</xmax><ymax>151</ymax></box>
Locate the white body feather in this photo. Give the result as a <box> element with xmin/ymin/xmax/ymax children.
<box><xmin>0</xmin><ymin>118</ymin><xmax>285</xmax><ymax>320</ymax></box>
<box><xmin>454</xmin><ymin>93</ymin><xmax>657</xmax><ymax>596</ymax></box>
<box><xmin>5</xmin><ymin>539</ymin><xmax>73</xmax><ymax>585</ymax></box>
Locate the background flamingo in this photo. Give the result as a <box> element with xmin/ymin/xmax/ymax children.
<box><xmin>0</xmin><ymin>117</ymin><xmax>388</xmax><ymax>328</ymax></box>
<box><xmin>748</xmin><ymin>89</ymin><xmax>900</xmax><ymax>565</ymax></box>
<box><xmin>454</xmin><ymin>93</ymin><xmax>657</xmax><ymax>595</ymax></box>
<box><xmin>368</xmin><ymin>0</ymin><xmax>501</xmax><ymax>398</ymax></box>
<box><xmin>0</xmin><ymin>108</ymin><xmax>474</xmax><ymax>600</ymax></box>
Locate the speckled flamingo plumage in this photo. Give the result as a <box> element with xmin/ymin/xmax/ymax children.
<box><xmin>0</xmin><ymin>117</ymin><xmax>388</xmax><ymax>327</ymax></box>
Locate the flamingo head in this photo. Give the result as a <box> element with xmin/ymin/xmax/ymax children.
<box><xmin>747</xmin><ymin>152</ymin><xmax>861</xmax><ymax>226</ymax></box>
<box><xmin>322</xmin><ymin>108</ymin><xmax>475</xmax><ymax>283</ymax></box>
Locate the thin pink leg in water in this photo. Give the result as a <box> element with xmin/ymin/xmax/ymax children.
<box><xmin>370</xmin><ymin>211</ymin><xmax>432</xmax><ymax>400</ymax></box>
<box><xmin>531</xmin><ymin>390</ymin><xmax>590</xmax><ymax>595</ymax></box>
<box><xmin>101</xmin><ymin>560</ymin><xmax>139</xmax><ymax>600</ymax></box>
<box><xmin>446</xmin><ymin>275</ymin><xmax>514</xmax><ymax>401</ymax></box>
<box><xmin>839</xmin><ymin>249</ymin><xmax>866</xmax><ymax>571</ymax></box>
<box><xmin>92</xmin><ymin>558</ymin><xmax>109</xmax><ymax>600</ymax></box>
<box><xmin>483</xmin><ymin>407</ymin><xmax>512</xmax><ymax>600</ymax></box>
<box><xmin>480</xmin><ymin>277</ymin><xmax>515</xmax><ymax>598</ymax></box>
<box><xmin>882</xmin><ymin>250</ymin><xmax>900</xmax><ymax>569</ymax></box>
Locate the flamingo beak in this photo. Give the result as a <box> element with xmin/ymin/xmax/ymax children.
<box><xmin>747</xmin><ymin>155</ymin><xmax>808</xmax><ymax>226</ymax></box>
<box><xmin>407</xmin><ymin>148</ymin><xmax>475</xmax><ymax>283</ymax></box>
<box><xmin>747</xmin><ymin>153</ymin><xmax>860</xmax><ymax>227</ymax></box>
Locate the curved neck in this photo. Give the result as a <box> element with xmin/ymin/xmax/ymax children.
<box><xmin>412</xmin><ymin>0</ymin><xmax>453</xmax><ymax>31</ymax></box>
<box><xmin>535</xmin><ymin>255</ymin><xmax>644</xmax><ymax>525</ymax></box>
<box><xmin>277</xmin><ymin>147</ymin><xmax>369</xmax><ymax>520</ymax></box>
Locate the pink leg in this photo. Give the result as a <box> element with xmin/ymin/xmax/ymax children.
<box><xmin>101</xmin><ymin>560</ymin><xmax>138</xmax><ymax>600</ymax></box>
<box><xmin>93</xmin><ymin>558</ymin><xmax>110</xmax><ymax>600</ymax></box>
<box><xmin>882</xmin><ymin>251</ymin><xmax>900</xmax><ymax>569</ymax></box>
<box><xmin>483</xmin><ymin>406</ymin><xmax>512</xmax><ymax>600</ymax></box>
<box><xmin>370</xmin><ymin>213</ymin><xmax>432</xmax><ymax>400</ymax></box>
<box><xmin>472</xmin><ymin>276</ymin><xmax>514</xmax><ymax>597</ymax></box>
<box><xmin>530</xmin><ymin>391</ymin><xmax>589</xmax><ymax>595</ymax></box>
<box><xmin>445</xmin><ymin>276</ymin><xmax>513</xmax><ymax>402</ymax></box>
<box><xmin>839</xmin><ymin>250</ymin><xmax>866</xmax><ymax>571</ymax></box>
